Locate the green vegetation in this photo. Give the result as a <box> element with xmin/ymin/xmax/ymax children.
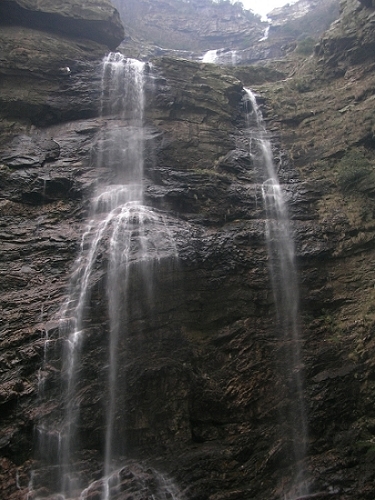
<box><xmin>288</xmin><ymin>77</ymin><xmax>312</xmax><ymax>93</ymax></box>
<box><xmin>295</xmin><ymin>37</ymin><xmax>316</xmax><ymax>56</ymax></box>
<box><xmin>336</xmin><ymin>150</ymin><xmax>373</xmax><ymax>192</ymax></box>
<box><xmin>231</xmin><ymin>65</ymin><xmax>286</xmax><ymax>86</ymax></box>
<box><xmin>274</xmin><ymin>0</ymin><xmax>340</xmax><ymax>41</ymax></box>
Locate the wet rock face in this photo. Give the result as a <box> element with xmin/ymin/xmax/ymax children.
<box><xmin>0</xmin><ymin>1</ymin><xmax>121</xmax><ymax>127</ymax></box>
<box><xmin>0</xmin><ymin>51</ymin><xmax>339</xmax><ymax>500</ymax></box>
<box><xmin>3</xmin><ymin>1</ymin><xmax>375</xmax><ymax>500</ymax></box>
<box><xmin>0</xmin><ymin>0</ymin><xmax>124</xmax><ymax>127</ymax></box>
<box><xmin>0</xmin><ymin>49</ymin><xmax>313</xmax><ymax>499</ymax></box>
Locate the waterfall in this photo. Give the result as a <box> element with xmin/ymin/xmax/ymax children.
<box><xmin>243</xmin><ymin>89</ymin><xmax>308</xmax><ymax>498</ymax></box>
<box><xmin>202</xmin><ymin>49</ymin><xmax>219</xmax><ymax>63</ymax></box>
<box><xmin>202</xmin><ymin>48</ymin><xmax>239</xmax><ymax>65</ymax></box>
<box><xmin>259</xmin><ymin>25</ymin><xmax>270</xmax><ymax>42</ymax></box>
<box><xmin>31</xmin><ymin>53</ymin><xmax>180</xmax><ymax>500</ymax></box>
<box><xmin>230</xmin><ymin>50</ymin><xmax>238</xmax><ymax>65</ymax></box>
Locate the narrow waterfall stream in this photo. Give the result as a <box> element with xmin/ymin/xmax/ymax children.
<box><xmin>31</xmin><ymin>53</ymin><xmax>180</xmax><ymax>500</ymax></box>
<box><xmin>202</xmin><ymin>49</ymin><xmax>219</xmax><ymax>63</ymax></box>
<box><xmin>243</xmin><ymin>89</ymin><xmax>309</xmax><ymax>499</ymax></box>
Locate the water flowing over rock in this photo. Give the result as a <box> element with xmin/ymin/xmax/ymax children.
<box><xmin>244</xmin><ymin>89</ymin><xmax>308</xmax><ymax>498</ymax></box>
<box><xmin>29</xmin><ymin>54</ymin><xmax>182</xmax><ymax>500</ymax></box>
<box><xmin>111</xmin><ymin>0</ymin><xmax>340</xmax><ymax>65</ymax></box>
<box><xmin>3</xmin><ymin>0</ymin><xmax>375</xmax><ymax>499</ymax></box>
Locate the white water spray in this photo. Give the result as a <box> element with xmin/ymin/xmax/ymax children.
<box><xmin>31</xmin><ymin>54</ymin><xmax>181</xmax><ymax>500</ymax></box>
<box><xmin>259</xmin><ymin>25</ymin><xmax>270</xmax><ymax>41</ymax></box>
<box><xmin>202</xmin><ymin>48</ymin><xmax>239</xmax><ymax>65</ymax></box>
<box><xmin>244</xmin><ymin>88</ymin><xmax>308</xmax><ymax>498</ymax></box>
<box><xmin>202</xmin><ymin>49</ymin><xmax>219</xmax><ymax>63</ymax></box>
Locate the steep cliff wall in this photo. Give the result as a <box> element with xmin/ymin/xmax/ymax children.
<box><xmin>0</xmin><ymin>0</ymin><xmax>124</xmax><ymax>128</ymax></box>
<box><xmin>111</xmin><ymin>0</ymin><xmax>340</xmax><ymax>64</ymax></box>
<box><xmin>0</xmin><ymin>0</ymin><xmax>124</xmax><ymax>49</ymax></box>
<box><xmin>316</xmin><ymin>0</ymin><xmax>375</xmax><ymax>71</ymax></box>
<box><xmin>0</xmin><ymin>1</ymin><xmax>124</xmax><ymax>497</ymax></box>
<box><xmin>111</xmin><ymin>0</ymin><xmax>263</xmax><ymax>52</ymax></box>
<box><xmin>2</xmin><ymin>0</ymin><xmax>375</xmax><ymax>499</ymax></box>
<box><xmin>257</xmin><ymin>0</ymin><xmax>375</xmax><ymax>497</ymax></box>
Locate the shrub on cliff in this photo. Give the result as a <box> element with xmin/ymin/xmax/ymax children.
<box><xmin>337</xmin><ymin>150</ymin><xmax>372</xmax><ymax>191</ymax></box>
<box><xmin>296</xmin><ymin>37</ymin><xmax>316</xmax><ymax>55</ymax></box>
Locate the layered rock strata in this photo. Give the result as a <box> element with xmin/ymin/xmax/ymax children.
<box><xmin>2</xmin><ymin>0</ymin><xmax>375</xmax><ymax>500</ymax></box>
<box><xmin>0</xmin><ymin>0</ymin><xmax>124</xmax><ymax>49</ymax></box>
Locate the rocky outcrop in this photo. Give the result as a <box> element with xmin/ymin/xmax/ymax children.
<box><xmin>113</xmin><ymin>0</ymin><xmax>340</xmax><ymax>65</ymax></box>
<box><xmin>316</xmin><ymin>0</ymin><xmax>375</xmax><ymax>72</ymax></box>
<box><xmin>0</xmin><ymin>0</ymin><xmax>125</xmax><ymax>128</ymax></box>
<box><xmin>0</xmin><ymin>0</ymin><xmax>124</xmax><ymax>50</ymax></box>
<box><xmin>111</xmin><ymin>0</ymin><xmax>264</xmax><ymax>53</ymax></box>
<box><xmin>0</xmin><ymin>26</ymin><xmax>105</xmax><ymax>126</ymax></box>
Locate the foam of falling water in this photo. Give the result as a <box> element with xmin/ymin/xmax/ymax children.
<box><xmin>202</xmin><ymin>49</ymin><xmax>219</xmax><ymax>63</ymax></box>
<box><xmin>103</xmin><ymin>203</ymin><xmax>178</xmax><ymax>497</ymax></box>
<box><xmin>202</xmin><ymin>48</ymin><xmax>239</xmax><ymax>66</ymax></box>
<box><xmin>57</xmin><ymin>210</ymin><xmax>115</xmax><ymax>496</ymax></box>
<box><xmin>58</xmin><ymin>55</ymin><xmax>148</xmax><ymax>498</ymax></box>
<box><xmin>31</xmin><ymin>54</ymin><xmax>182</xmax><ymax>500</ymax></box>
<box><xmin>230</xmin><ymin>50</ymin><xmax>238</xmax><ymax>65</ymax></box>
<box><xmin>243</xmin><ymin>88</ymin><xmax>308</xmax><ymax>498</ymax></box>
<box><xmin>259</xmin><ymin>25</ymin><xmax>270</xmax><ymax>41</ymax></box>
<box><xmin>92</xmin><ymin>184</ymin><xmax>143</xmax><ymax>213</ymax></box>
<box><xmin>79</xmin><ymin>464</ymin><xmax>183</xmax><ymax>500</ymax></box>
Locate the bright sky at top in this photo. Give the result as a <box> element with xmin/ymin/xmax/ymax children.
<box><xmin>238</xmin><ymin>0</ymin><xmax>297</xmax><ymax>20</ymax></box>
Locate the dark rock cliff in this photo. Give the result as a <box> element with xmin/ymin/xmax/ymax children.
<box><xmin>111</xmin><ymin>0</ymin><xmax>263</xmax><ymax>52</ymax></box>
<box><xmin>259</xmin><ymin>0</ymin><xmax>375</xmax><ymax>497</ymax></box>
<box><xmin>316</xmin><ymin>0</ymin><xmax>375</xmax><ymax>72</ymax></box>
<box><xmin>0</xmin><ymin>0</ymin><xmax>124</xmax><ymax>49</ymax></box>
<box><xmin>2</xmin><ymin>0</ymin><xmax>375</xmax><ymax>499</ymax></box>
<box><xmin>0</xmin><ymin>0</ymin><xmax>124</xmax><ymax>127</ymax></box>
<box><xmin>111</xmin><ymin>0</ymin><xmax>340</xmax><ymax>64</ymax></box>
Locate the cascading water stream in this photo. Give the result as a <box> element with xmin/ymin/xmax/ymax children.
<box><xmin>58</xmin><ymin>55</ymin><xmax>149</xmax><ymax>499</ymax></box>
<box><xmin>243</xmin><ymin>89</ymin><xmax>308</xmax><ymax>499</ymax></box>
<box><xmin>259</xmin><ymin>25</ymin><xmax>270</xmax><ymax>42</ymax></box>
<box><xmin>202</xmin><ymin>49</ymin><xmax>219</xmax><ymax>63</ymax></box>
<box><xmin>31</xmin><ymin>53</ymin><xmax>180</xmax><ymax>500</ymax></box>
<box><xmin>202</xmin><ymin>48</ymin><xmax>239</xmax><ymax>65</ymax></box>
